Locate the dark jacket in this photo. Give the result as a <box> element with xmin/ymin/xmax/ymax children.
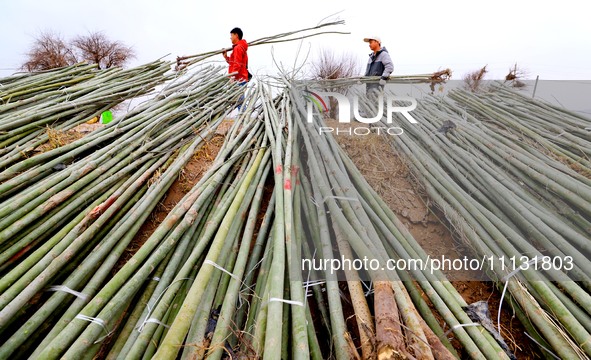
<box><xmin>364</xmin><ymin>47</ymin><xmax>394</xmax><ymax>80</ymax></box>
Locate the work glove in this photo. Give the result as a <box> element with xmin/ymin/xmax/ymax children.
<box><xmin>379</xmin><ymin>78</ymin><xmax>387</xmax><ymax>86</ymax></box>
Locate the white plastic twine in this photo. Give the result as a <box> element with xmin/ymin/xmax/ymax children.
<box><xmin>441</xmin><ymin>323</ymin><xmax>481</xmax><ymax>338</ymax></box>
<box><xmin>203</xmin><ymin>260</ymin><xmax>241</xmax><ymax>282</ymax></box>
<box><xmin>74</xmin><ymin>314</ymin><xmax>113</xmax><ymax>343</ymax></box>
<box><xmin>269</xmin><ymin>298</ymin><xmax>304</xmax><ymax>307</ymax></box>
<box><xmin>48</xmin><ymin>285</ymin><xmax>89</xmax><ymax>302</ymax></box>
<box><xmin>144</xmin><ymin>318</ymin><xmax>170</xmax><ymax>329</ymax></box>
<box><xmin>497</xmin><ymin>256</ymin><xmax>540</xmax><ymax>335</ymax></box>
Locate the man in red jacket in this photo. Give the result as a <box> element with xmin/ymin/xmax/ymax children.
<box><xmin>222</xmin><ymin>27</ymin><xmax>249</xmax><ymax>83</ymax></box>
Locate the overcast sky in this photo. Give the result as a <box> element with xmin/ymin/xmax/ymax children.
<box><xmin>1</xmin><ymin>0</ymin><xmax>590</xmax><ymax>81</ymax></box>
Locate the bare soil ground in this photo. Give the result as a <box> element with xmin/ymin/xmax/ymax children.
<box><xmin>119</xmin><ymin>134</ymin><xmax>226</xmax><ymax>265</ymax></box>
<box><xmin>122</xmin><ymin>120</ymin><xmax>236</xmax><ymax>256</ymax></box>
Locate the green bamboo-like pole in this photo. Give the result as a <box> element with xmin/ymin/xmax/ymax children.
<box><xmin>333</xmin><ymin>224</ymin><xmax>376</xmax><ymax>359</ymax></box>
<box><xmin>294</xmin><ymin>107</ymin><xmax>375</xmax><ymax>359</ymax></box>
<box><xmin>282</xmin><ymin>96</ymin><xmax>310</xmax><ymax>360</ymax></box>
<box><xmin>242</xmin><ymin>228</ymin><xmax>274</xmax><ymax>351</ymax></box>
<box><xmin>105</xmin><ymin>268</ymin><xmax>170</xmax><ymax>360</ymax></box>
<box><xmin>251</xmin><ymin>267</ymin><xmax>271</xmax><ymax>356</ymax></box>
<box><xmin>117</xmin><ymin>206</ymin><xmax>209</xmax><ymax>360</ymax></box>
<box><xmin>126</xmin><ymin>188</ymin><xmax>224</xmax><ymax>360</ymax></box>
<box><xmin>257</xmin><ymin>85</ymin><xmax>288</xmax><ymax>360</ymax></box>
<box><xmin>306</xmin><ymin>305</ymin><xmax>324</xmax><ymax>360</ymax></box>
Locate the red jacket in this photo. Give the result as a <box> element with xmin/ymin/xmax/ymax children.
<box><xmin>226</xmin><ymin>39</ymin><xmax>249</xmax><ymax>82</ymax></box>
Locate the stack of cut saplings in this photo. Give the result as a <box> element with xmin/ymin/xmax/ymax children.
<box><xmin>0</xmin><ymin>63</ymin><xmax>250</xmax><ymax>359</ymax></box>
<box><xmin>0</xmin><ymin>75</ymin><xmax>466</xmax><ymax>359</ymax></box>
<box><xmin>0</xmin><ymin>60</ymin><xmax>172</xmax><ymax>169</ymax></box>
<box><xmin>367</xmin><ymin>82</ymin><xmax>591</xmax><ymax>360</ymax></box>
<box><xmin>287</xmin><ymin>83</ymin><xmax>511</xmax><ymax>360</ymax></box>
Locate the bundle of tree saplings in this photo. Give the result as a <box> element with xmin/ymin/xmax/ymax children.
<box><xmin>0</xmin><ymin>60</ymin><xmax>172</xmax><ymax>169</ymax></box>
<box><xmin>0</xmin><ymin>63</ymin><xmax>99</xmax><ymax>103</ymax></box>
<box><xmin>358</xmin><ymin>83</ymin><xmax>591</xmax><ymax>359</ymax></box>
<box><xmin>284</xmin><ymin>83</ymin><xmax>522</xmax><ymax>360</ymax></box>
<box><xmin>176</xmin><ymin>20</ymin><xmax>349</xmax><ymax>69</ymax></box>
<box><xmin>0</xmin><ymin>66</ymin><xmax>249</xmax><ymax>359</ymax></box>
<box><xmin>447</xmin><ymin>83</ymin><xmax>591</xmax><ymax>172</ymax></box>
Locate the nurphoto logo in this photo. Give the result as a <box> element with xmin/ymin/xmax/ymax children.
<box><xmin>306</xmin><ymin>90</ymin><xmax>418</xmax><ymax>136</ymax></box>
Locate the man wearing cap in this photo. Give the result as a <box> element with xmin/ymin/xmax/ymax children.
<box><xmin>363</xmin><ymin>36</ymin><xmax>393</xmax><ymax>94</ymax></box>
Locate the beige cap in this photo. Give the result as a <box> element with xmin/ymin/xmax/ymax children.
<box><xmin>363</xmin><ymin>36</ymin><xmax>381</xmax><ymax>43</ymax></box>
